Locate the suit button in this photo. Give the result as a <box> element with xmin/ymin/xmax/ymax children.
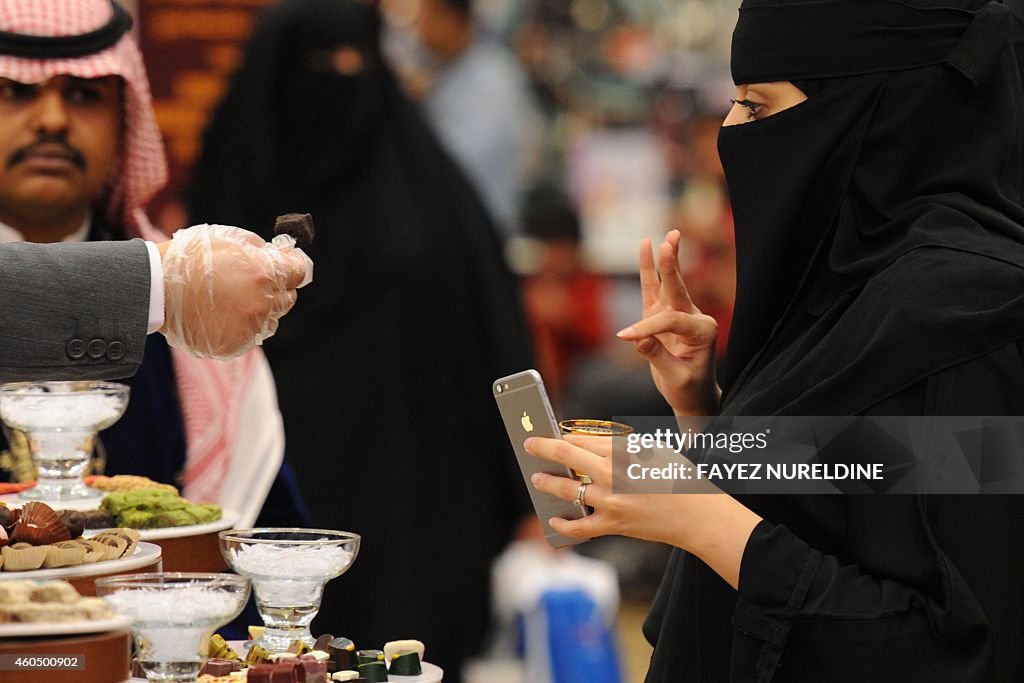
<box><xmin>86</xmin><ymin>339</ymin><xmax>107</xmax><ymax>360</ymax></box>
<box><xmin>66</xmin><ymin>338</ymin><xmax>87</xmax><ymax>360</ymax></box>
<box><xmin>106</xmin><ymin>341</ymin><xmax>127</xmax><ymax>362</ymax></box>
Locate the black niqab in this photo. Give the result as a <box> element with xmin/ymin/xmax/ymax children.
<box><xmin>188</xmin><ymin>2</ymin><xmax>533</xmax><ymax>680</ymax></box>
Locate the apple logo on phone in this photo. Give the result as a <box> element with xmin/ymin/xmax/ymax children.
<box><xmin>521</xmin><ymin>411</ymin><xmax>534</xmax><ymax>433</ymax></box>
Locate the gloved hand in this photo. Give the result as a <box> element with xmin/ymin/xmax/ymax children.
<box><xmin>159</xmin><ymin>223</ymin><xmax>313</xmax><ymax>359</ymax></box>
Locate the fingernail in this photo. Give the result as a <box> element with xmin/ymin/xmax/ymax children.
<box><xmin>531</xmin><ymin>473</ymin><xmax>541</xmax><ymax>485</ymax></box>
<box><xmin>524</xmin><ymin>437</ymin><xmax>534</xmax><ymax>451</ymax></box>
<box><xmin>616</xmin><ymin>326</ymin><xmax>636</xmax><ymax>338</ymax></box>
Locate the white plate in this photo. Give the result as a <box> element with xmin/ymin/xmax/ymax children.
<box><xmin>0</xmin><ymin>614</ymin><xmax>132</xmax><ymax>638</ymax></box>
<box><xmin>84</xmin><ymin>509</ymin><xmax>239</xmax><ymax>541</ymax></box>
<box><xmin>0</xmin><ymin>542</ymin><xmax>161</xmax><ymax>580</ymax></box>
<box><xmin>0</xmin><ymin>493</ymin><xmax>101</xmax><ymax>511</ymax></box>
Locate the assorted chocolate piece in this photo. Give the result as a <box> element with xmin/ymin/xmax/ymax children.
<box><xmin>355</xmin><ymin>649</ymin><xmax>383</xmax><ymax>666</ymax></box>
<box><xmin>0</xmin><ymin>504</ymin><xmax>14</xmax><ymax>529</ymax></box>
<box><xmin>0</xmin><ymin>579</ymin><xmax>113</xmax><ymax>623</ymax></box>
<box><xmin>330</xmin><ymin>672</ymin><xmax>366</xmax><ymax>682</ymax></box>
<box><xmin>314</xmin><ymin>633</ymin><xmax>335</xmax><ymax>653</ymax></box>
<box><xmin>383</xmin><ymin>640</ymin><xmax>425</xmax><ymax>676</ymax></box>
<box><xmin>328</xmin><ymin>636</ymin><xmax>357</xmax><ymax>671</ymax></box>
<box><xmin>79</xmin><ymin>509</ymin><xmax>117</xmax><ymax>529</ymax></box>
<box><xmin>209</xmin><ymin>635</ymin><xmax>243</xmax><ymax>665</ymax></box>
<box><xmin>274</xmin><ymin>213</ymin><xmax>316</xmax><ymax>249</ymax></box>
<box><xmin>357</xmin><ymin>660</ymin><xmax>388</xmax><ymax>682</ymax></box>
<box><xmin>388</xmin><ymin>651</ymin><xmax>422</xmax><ymax>676</ymax></box>
<box><xmin>11</xmin><ymin>501</ymin><xmax>71</xmax><ymax>545</ymax></box>
<box><xmin>0</xmin><ymin>501</ymin><xmax>141</xmax><ymax>571</ymax></box>
<box><xmin>200</xmin><ymin>658</ymin><xmax>242</xmax><ymax>676</ymax></box>
<box><xmin>246</xmin><ymin>644</ymin><xmax>273</xmax><ymax>668</ymax></box>
<box><xmin>245</xmin><ymin>658</ymin><xmax>328</xmax><ymax>683</ymax></box>
<box><xmin>58</xmin><ymin>510</ymin><xmax>85</xmax><ymax>539</ymax></box>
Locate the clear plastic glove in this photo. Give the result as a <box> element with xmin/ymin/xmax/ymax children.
<box><xmin>159</xmin><ymin>223</ymin><xmax>313</xmax><ymax>359</ymax></box>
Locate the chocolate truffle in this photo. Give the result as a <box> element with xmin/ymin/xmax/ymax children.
<box><xmin>59</xmin><ymin>510</ymin><xmax>85</xmax><ymax>539</ymax></box>
<box><xmin>274</xmin><ymin>213</ymin><xmax>315</xmax><ymax>248</ymax></box>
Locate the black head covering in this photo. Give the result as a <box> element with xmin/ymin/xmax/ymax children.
<box><xmin>189</xmin><ymin>0</ymin><xmax>389</xmax><ymax>223</ymax></box>
<box><xmin>188</xmin><ymin>2</ymin><xmax>532</xmax><ymax>679</ymax></box>
<box><xmin>717</xmin><ymin>0</ymin><xmax>1024</xmax><ymax>414</ymax></box>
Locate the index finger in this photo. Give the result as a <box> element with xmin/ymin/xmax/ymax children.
<box><xmin>525</xmin><ymin>436</ymin><xmax>605</xmax><ymax>483</ymax></box>
<box><xmin>279</xmin><ymin>248</ymin><xmax>314</xmax><ymax>289</ymax></box>
<box><xmin>639</xmin><ymin>238</ymin><xmax>660</xmax><ymax>312</ymax></box>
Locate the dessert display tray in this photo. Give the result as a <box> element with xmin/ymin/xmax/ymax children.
<box><xmin>0</xmin><ymin>542</ymin><xmax>161</xmax><ymax>595</ymax></box>
<box><xmin>83</xmin><ymin>509</ymin><xmax>240</xmax><ymax>541</ymax></box>
<box><xmin>0</xmin><ymin>541</ymin><xmax>161</xmax><ymax>581</ymax></box>
<box><xmin>0</xmin><ymin>614</ymin><xmax>132</xmax><ymax>638</ymax></box>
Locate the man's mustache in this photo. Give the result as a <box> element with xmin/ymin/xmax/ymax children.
<box><xmin>8</xmin><ymin>135</ymin><xmax>86</xmax><ymax>170</ymax></box>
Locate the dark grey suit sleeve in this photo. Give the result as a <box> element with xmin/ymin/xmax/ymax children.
<box><xmin>0</xmin><ymin>239</ymin><xmax>151</xmax><ymax>382</ymax></box>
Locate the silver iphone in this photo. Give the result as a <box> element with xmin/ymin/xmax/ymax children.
<box><xmin>493</xmin><ymin>369</ymin><xmax>590</xmax><ymax>548</ymax></box>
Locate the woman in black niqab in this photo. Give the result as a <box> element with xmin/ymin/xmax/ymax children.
<box><xmin>526</xmin><ymin>0</ymin><xmax>1024</xmax><ymax>680</ymax></box>
<box><xmin>187</xmin><ymin>2</ymin><xmax>533</xmax><ymax>680</ymax></box>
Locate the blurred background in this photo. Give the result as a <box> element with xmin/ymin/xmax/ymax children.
<box><xmin>128</xmin><ymin>0</ymin><xmax>742</xmax><ymax>679</ymax></box>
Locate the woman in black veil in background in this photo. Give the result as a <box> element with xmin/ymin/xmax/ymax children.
<box><xmin>188</xmin><ymin>1</ymin><xmax>532</xmax><ymax>679</ymax></box>
<box><xmin>528</xmin><ymin>0</ymin><xmax>1024</xmax><ymax>680</ymax></box>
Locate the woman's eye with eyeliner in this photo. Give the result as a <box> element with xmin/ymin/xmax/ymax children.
<box><xmin>731</xmin><ymin>98</ymin><xmax>764</xmax><ymax>119</ymax></box>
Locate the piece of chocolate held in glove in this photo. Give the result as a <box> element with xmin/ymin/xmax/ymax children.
<box><xmin>274</xmin><ymin>213</ymin><xmax>315</xmax><ymax>248</ymax></box>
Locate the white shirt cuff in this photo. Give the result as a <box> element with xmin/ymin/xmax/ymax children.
<box><xmin>144</xmin><ymin>240</ymin><xmax>165</xmax><ymax>334</ymax></box>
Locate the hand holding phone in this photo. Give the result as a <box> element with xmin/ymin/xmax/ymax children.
<box><xmin>493</xmin><ymin>369</ymin><xmax>590</xmax><ymax>548</ymax></box>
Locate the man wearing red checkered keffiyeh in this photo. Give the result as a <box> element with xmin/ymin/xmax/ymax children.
<box><xmin>0</xmin><ymin>0</ymin><xmax>301</xmax><ymax>528</ymax></box>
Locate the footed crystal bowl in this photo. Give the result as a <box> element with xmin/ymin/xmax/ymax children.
<box><xmin>218</xmin><ymin>528</ymin><xmax>360</xmax><ymax>652</ymax></box>
<box><xmin>95</xmin><ymin>572</ymin><xmax>250</xmax><ymax>682</ymax></box>
<box><xmin>0</xmin><ymin>381</ymin><xmax>130</xmax><ymax>501</ymax></box>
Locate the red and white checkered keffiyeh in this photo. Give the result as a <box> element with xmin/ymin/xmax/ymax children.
<box><xmin>0</xmin><ymin>0</ymin><xmax>166</xmax><ymax>233</ymax></box>
<box><xmin>0</xmin><ymin>0</ymin><xmax>280</xmax><ymax>516</ymax></box>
